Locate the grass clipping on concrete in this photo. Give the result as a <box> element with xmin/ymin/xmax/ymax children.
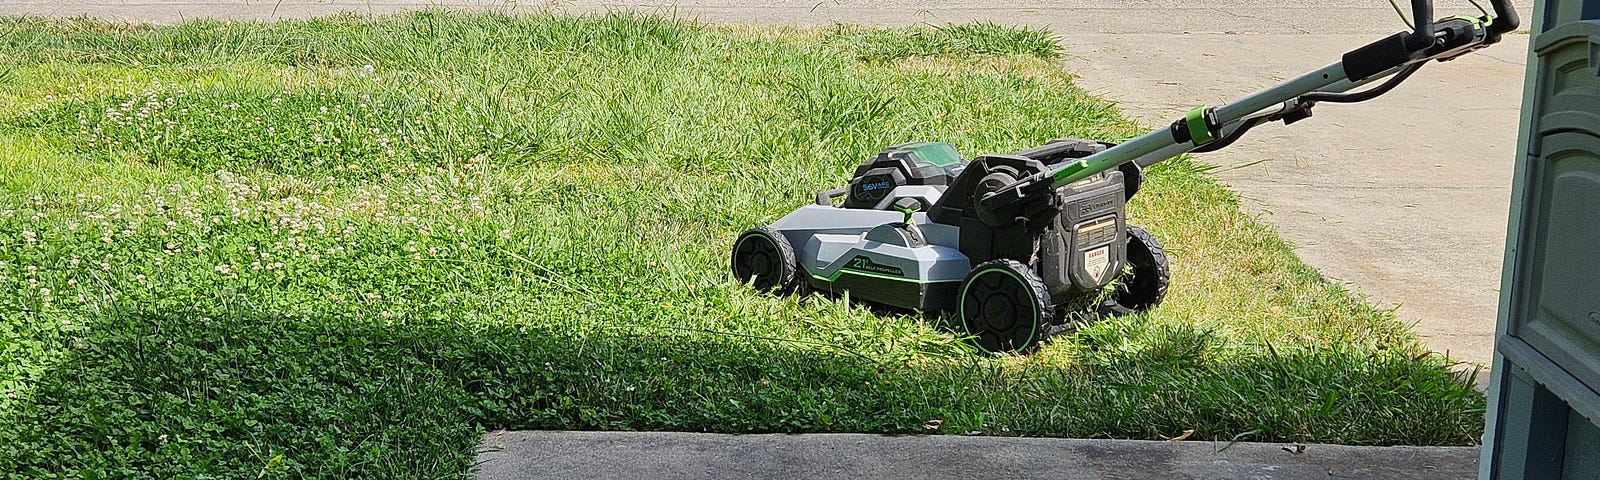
<box><xmin>0</xmin><ymin>12</ymin><xmax>1482</xmax><ymax>478</ymax></box>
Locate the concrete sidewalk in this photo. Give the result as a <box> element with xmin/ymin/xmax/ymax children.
<box><xmin>475</xmin><ymin>431</ymin><xmax>1480</xmax><ymax>479</ymax></box>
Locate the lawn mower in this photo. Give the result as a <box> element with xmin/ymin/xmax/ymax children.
<box><xmin>731</xmin><ymin>0</ymin><xmax>1519</xmax><ymax>353</ymax></box>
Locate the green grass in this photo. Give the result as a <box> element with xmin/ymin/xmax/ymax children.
<box><xmin>0</xmin><ymin>12</ymin><xmax>1483</xmax><ymax>479</ymax></box>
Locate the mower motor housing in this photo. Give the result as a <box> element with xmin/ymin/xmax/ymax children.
<box><xmin>1038</xmin><ymin>169</ymin><xmax>1129</xmax><ymax>300</ymax></box>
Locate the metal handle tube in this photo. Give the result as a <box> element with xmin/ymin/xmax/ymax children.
<box><xmin>1046</xmin><ymin>62</ymin><xmax>1357</xmax><ymax>188</ymax></box>
<box><xmin>1018</xmin><ymin>1</ymin><xmax>1517</xmax><ymax>192</ymax></box>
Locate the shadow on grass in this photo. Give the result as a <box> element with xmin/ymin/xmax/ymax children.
<box><xmin>0</xmin><ymin>306</ymin><xmax>1484</xmax><ymax>479</ymax></box>
<box><xmin>0</xmin><ymin>306</ymin><xmax>930</xmax><ymax>478</ymax></box>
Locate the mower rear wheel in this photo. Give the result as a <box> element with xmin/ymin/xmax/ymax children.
<box><xmin>959</xmin><ymin>259</ymin><xmax>1056</xmax><ymax>354</ymax></box>
<box><xmin>731</xmin><ymin>227</ymin><xmax>800</xmax><ymax>293</ymax></box>
<box><xmin>1108</xmin><ymin>225</ymin><xmax>1170</xmax><ymax>313</ymax></box>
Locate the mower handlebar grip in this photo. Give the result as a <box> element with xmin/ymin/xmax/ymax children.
<box><xmin>1489</xmin><ymin>0</ymin><xmax>1520</xmax><ymax>35</ymax></box>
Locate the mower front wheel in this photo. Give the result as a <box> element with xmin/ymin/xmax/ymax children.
<box><xmin>958</xmin><ymin>259</ymin><xmax>1057</xmax><ymax>354</ymax></box>
<box><xmin>731</xmin><ymin>227</ymin><xmax>800</xmax><ymax>293</ymax></box>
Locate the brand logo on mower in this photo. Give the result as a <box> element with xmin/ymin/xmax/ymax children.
<box><xmin>1077</xmin><ymin>197</ymin><xmax>1116</xmax><ymax>216</ymax></box>
<box><xmin>846</xmin><ymin>255</ymin><xmax>905</xmax><ymax>276</ymax></box>
<box><xmin>854</xmin><ymin>175</ymin><xmax>895</xmax><ymax>201</ymax></box>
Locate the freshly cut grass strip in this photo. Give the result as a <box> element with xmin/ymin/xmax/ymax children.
<box><xmin>0</xmin><ymin>12</ymin><xmax>1482</xmax><ymax>479</ymax></box>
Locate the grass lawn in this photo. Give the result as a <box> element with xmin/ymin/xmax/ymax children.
<box><xmin>0</xmin><ymin>12</ymin><xmax>1482</xmax><ymax>479</ymax></box>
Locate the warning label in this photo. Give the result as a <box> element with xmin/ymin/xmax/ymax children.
<box><xmin>1084</xmin><ymin>246</ymin><xmax>1110</xmax><ymax>283</ymax></box>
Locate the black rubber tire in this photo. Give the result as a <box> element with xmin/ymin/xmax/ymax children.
<box><xmin>1110</xmin><ymin>225</ymin><xmax>1170</xmax><ymax>312</ymax></box>
<box><xmin>731</xmin><ymin>227</ymin><xmax>799</xmax><ymax>293</ymax></box>
<box><xmin>958</xmin><ymin>259</ymin><xmax>1056</xmax><ymax>354</ymax></box>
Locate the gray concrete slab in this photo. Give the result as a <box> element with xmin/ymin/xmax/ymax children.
<box><xmin>0</xmin><ymin>1</ymin><xmax>1530</xmax><ymax>369</ymax></box>
<box><xmin>475</xmin><ymin>431</ymin><xmax>1481</xmax><ymax>479</ymax></box>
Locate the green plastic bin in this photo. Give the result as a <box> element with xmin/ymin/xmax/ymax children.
<box><xmin>1482</xmin><ymin>1</ymin><xmax>1600</xmax><ymax>478</ymax></box>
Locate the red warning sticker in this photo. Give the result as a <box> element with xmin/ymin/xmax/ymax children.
<box><xmin>1085</xmin><ymin>246</ymin><xmax>1110</xmax><ymax>283</ymax></box>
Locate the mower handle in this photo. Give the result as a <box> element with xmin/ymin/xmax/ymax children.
<box><xmin>974</xmin><ymin>0</ymin><xmax>1520</xmax><ymax>209</ymax></box>
<box><xmin>1407</xmin><ymin>0</ymin><xmax>1436</xmax><ymax>50</ymax></box>
<box><xmin>1489</xmin><ymin>0</ymin><xmax>1521</xmax><ymax>36</ymax></box>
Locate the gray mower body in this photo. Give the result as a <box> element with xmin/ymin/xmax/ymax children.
<box><xmin>758</xmin><ymin>140</ymin><xmax>1141</xmax><ymax>313</ymax></box>
<box><xmin>768</xmin><ymin>200</ymin><xmax>969</xmax><ymax>311</ymax></box>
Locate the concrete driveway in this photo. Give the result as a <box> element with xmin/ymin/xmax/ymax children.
<box><xmin>0</xmin><ymin>0</ymin><xmax>1532</xmax><ymax>368</ymax></box>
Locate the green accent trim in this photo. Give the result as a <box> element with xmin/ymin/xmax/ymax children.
<box><xmin>1444</xmin><ymin>14</ymin><xmax>1488</xmax><ymax>28</ymax></box>
<box><xmin>958</xmin><ymin>266</ymin><xmax>1040</xmax><ymax>354</ymax></box>
<box><xmin>1049</xmin><ymin>159</ymin><xmax>1090</xmax><ymax>183</ymax></box>
<box><xmin>902</xmin><ymin>142</ymin><xmax>963</xmax><ymax>167</ymax></box>
<box><xmin>1185</xmin><ymin>106</ymin><xmax>1214</xmax><ymax>145</ymax></box>
<box><xmin>893</xmin><ymin>204</ymin><xmax>917</xmax><ymax>224</ymax></box>
<box><xmin>811</xmin><ymin>268</ymin><xmax>960</xmax><ymax>285</ymax></box>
